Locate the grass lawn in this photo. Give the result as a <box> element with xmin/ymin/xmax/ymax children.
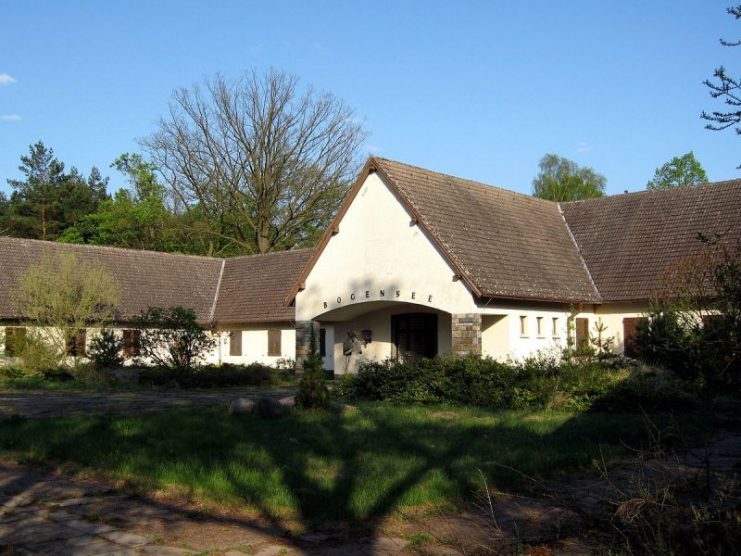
<box><xmin>0</xmin><ymin>404</ymin><xmax>706</xmax><ymax>527</ymax></box>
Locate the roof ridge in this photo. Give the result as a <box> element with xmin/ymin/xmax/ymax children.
<box><xmin>561</xmin><ymin>179</ymin><xmax>741</xmax><ymax>205</ymax></box>
<box><xmin>372</xmin><ymin>156</ymin><xmax>556</xmax><ymax>207</ymax></box>
<box><xmin>557</xmin><ymin>204</ymin><xmax>602</xmax><ymax>302</ymax></box>
<box><xmin>224</xmin><ymin>247</ymin><xmax>315</xmax><ymax>262</ymax></box>
<box><xmin>209</xmin><ymin>259</ymin><xmax>226</xmax><ymax>324</ymax></box>
<box><xmin>0</xmin><ymin>235</ymin><xmax>222</xmax><ymax>262</ymax></box>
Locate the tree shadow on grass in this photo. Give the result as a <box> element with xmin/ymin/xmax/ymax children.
<box><xmin>0</xmin><ymin>405</ymin><xmax>684</xmax><ymax>553</ymax></box>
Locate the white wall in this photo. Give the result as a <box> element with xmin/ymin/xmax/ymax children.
<box><xmin>216</xmin><ymin>326</ymin><xmax>296</xmax><ymax>366</ymax></box>
<box><xmin>0</xmin><ymin>324</ymin><xmax>298</xmax><ymax>367</ymax></box>
<box><xmin>325</xmin><ymin>305</ymin><xmax>451</xmax><ymax>374</ymax></box>
<box><xmin>296</xmin><ymin>172</ymin><xmax>478</xmax><ymax>323</ymax></box>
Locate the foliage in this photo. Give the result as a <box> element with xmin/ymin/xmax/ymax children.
<box><xmin>702</xmin><ymin>5</ymin><xmax>741</xmax><ymax>165</ymax></box>
<box><xmin>646</xmin><ymin>151</ymin><xmax>708</xmax><ymax>190</ymax></box>
<box><xmin>57</xmin><ymin>152</ymin><xmax>217</xmax><ymax>255</ymax></box>
<box><xmin>531</xmin><ymin>153</ymin><xmax>606</xmax><ymax>201</ymax></box>
<box><xmin>0</xmin><ymin>404</ymin><xmax>685</xmax><ymax>526</ymax></box>
<box><xmin>295</xmin><ymin>333</ymin><xmax>330</xmax><ymax>409</ymax></box>
<box><xmin>4</xmin><ymin>142</ymin><xmax>108</xmax><ymax>240</ymax></box>
<box><xmin>135</xmin><ymin>306</ymin><xmax>216</xmax><ymax>370</ymax></box>
<box><xmin>634</xmin><ymin>236</ymin><xmax>741</xmax><ymax>393</ymax></box>
<box><xmin>14</xmin><ymin>330</ymin><xmax>64</xmax><ymax>376</ymax></box>
<box><xmin>142</xmin><ymin>69</ymin><xmax>366</xmax><ymax>254</ymax></box>
<box><xmin>138</xmin><ymin>362</ymin><xmax>276</xmax><ymax>388</ymax></box>
<box><xmin>88</xmin><ymin>329</ymin><xmax>123</xmax><ymax>370</ymax></box>
<box><xmin>334</xmin><ymin>354</ymin><xmax>648</xmax><ymax>411</ymax></box>
<box><xmin>15</xmin><ymin>252</ymin><xmax>120</xmax><ymax>365</ymax></box>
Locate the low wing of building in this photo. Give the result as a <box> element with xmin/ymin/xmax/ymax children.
<box><xmin>1</xmin><ymin>157</ymin><xmax>739</xmax><ymax>370</ymax></box>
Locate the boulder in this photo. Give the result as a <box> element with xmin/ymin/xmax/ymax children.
<box><xmin>278</xmin><ymin>395</ymin><xmax>296</xmax><ymax>408</ymax></box>
<box><xmin>228</xmin><ymin>397</ymin><xmax>256</xmax><ymax>415</ymax></box>
<box><xmin>330</xmin><ymin>401</ymin><xmax>358</xmax><ymax>414</ymax></box>
<box><xmin>256</xmin><ymin>397</ymin><xmax>286</xmax><ymax>420</ymax></box>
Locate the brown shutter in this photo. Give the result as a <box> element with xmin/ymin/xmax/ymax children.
<box><xmin>229</xmin><ymin>331</ymin><xmax>242</xmax><ymax>356</ymax></box>
<box><xmin>123</xmin><ymin>330</ymin><xmax>132</xmax><ymax>356</ymax></box>
<box><xmin>67</xmin><ymin>330</ymin><xmax>86</xmax><ymax>357</ymax></box>
<box><xmin>132</xmin><ymin>330</ymin><xmax>141</xmax><ymax>356</ymax></box>
<box><xmin>575</xmin><ymin>318</ymin><xmax>589</xmax><ymax>351</ymax></box>
<box><xmin>622</xmin><ymin>317</ymin><xmax>642</xmax><ymax>357</ymax></box>
<box><xmin>267</xmin><ymin>329</ymin><xmax>281</xmax><ymax>356</ymax></box>
<box><xmin>5</xmin><ymin>327</ymin><xmax>26</xmax><ymax>357</ymax></box>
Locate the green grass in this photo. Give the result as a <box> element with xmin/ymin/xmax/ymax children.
<box><xmin>0</xmin><ymin>404</ymin><xmax>706</xmax><ymax>527</ymax></box>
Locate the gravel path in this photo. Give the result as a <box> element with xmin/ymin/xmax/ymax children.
<box><xmin>0</xmin><ymin>388</ymin><xmax>296</xmax><ymax>419</ymax></box>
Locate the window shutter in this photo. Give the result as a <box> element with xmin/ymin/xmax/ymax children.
<box><xmin>68</xmin><ymin>330</ymin><xmax>87</xmax><ymax>357</ymax></box>
<box><xmin>575</xmin><ymin>318</ymin><xmax>589</xmax><ymax>351</ymax></box>
<box><xmin>622</xmin><ymin>317</ymin><xmax>643</xmax><ymax>357</ymax></box>
<box><xmin>268</xmin><ymin>329</ymin><xmax>281</xmax><ymax>357</ymax></box>
<box><xmin>123</xmin><ymin>330</ymin><xmax>133</xmax><ymax>356</ymax></box>
<box><xmin>229</xmin><ymin>331</ymin><xmax>242</xmax><ymax>356</ymax></box>
<box><xmin>5</xmin><ymin>327</ymin><xmax>26</xmax><ymax>357</ymax></box>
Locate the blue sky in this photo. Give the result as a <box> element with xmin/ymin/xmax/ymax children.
<box><xmin>0</xmin><ymin>1</ymin><xmax>738</xmax><ymax>196</ymax></box>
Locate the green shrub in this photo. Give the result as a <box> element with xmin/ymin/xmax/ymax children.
<box><xmin>138</xmin><ymin>362</ymin><xmax>276</xmax><ymax>388</ymax></box>
<box><xmin>16</xmin><ymin>331</ymin><xmax>63</xmax><ymax>376</ymax></box>
<box><xmin>334</xmin><ymin>354</ymin><xmax>683</xmax><ymax>412</ymax></box>
<box><xmin>295</xmin><ymin>336</ymin><xmax>330</xmax><ymax>409</ymax></box>
<box><xmin>135</xmin><ymin>306</ymin><xmax>216</xmax><ymax>370</ymax></box>
<box><xmin>88</xmin><ymin>329</ymin><xmax>124</xmax><ymax>370</ymax></box>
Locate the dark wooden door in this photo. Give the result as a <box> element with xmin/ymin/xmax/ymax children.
<box><xmin>392</xmin><ymin>313</ymin><xmax>438</xmax><ymax>362</ymax></box>
<box><xmin>574</xmin><ymin>318</ymin><xmax>589</xmax><ymax>352</ymax></box>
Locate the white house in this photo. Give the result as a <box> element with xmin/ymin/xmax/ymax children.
<box><xmin>1</xmin><ymin>156</ymin><xmax>739</xmax><ymax>372</ymax></box>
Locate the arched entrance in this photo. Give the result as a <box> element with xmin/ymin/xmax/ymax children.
<box><xmin>304</xmin><ymin>301</ymin><xmax>452</xmax><ymax>374</ymax></box>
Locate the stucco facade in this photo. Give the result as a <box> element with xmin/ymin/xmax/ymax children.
<box><xmin>292</xmin><ymin>168</ymin><xmax>648</xmax><ymax>373</ymax></box>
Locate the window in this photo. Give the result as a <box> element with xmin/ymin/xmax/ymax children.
<box><xmin>229</xmin><ymin>331</ymin><xmax>242</xmax><ymax>357</ymax></box>
<box><xmin>552</xmin><ymin>317</ymin><xmax>559</xmax><ymax>337</ymax></box>
<box><xmin>267</xmin><ymin>329</ymin><xmax>281</xmax><ymax>357</ymax></box>
<box><xmin>319</xmin><ymin>328</ymin><xmax>326</xmax><ymax>357</ymax></box>
<box><xmin>536</xmin><ymin>317</ymin><xmax>543</xmax><ymax>337</ymax></box>
<box><xmin>4</xmin><ymin>327</ymin><xmax>26</xmax><ymax>357</ymax></box>
<box><xmin>67</xmin><ymin>329</ymin><xmax>87</xmax><ymax>357</ymax></box>
<box><xmin>122</xmin><ymin>329</ymin><xmax>141</xmax><ymax>357</ymax></box>
<box><xmin>519</xmin><ymin>315</ymin><xmax>528</xmax><ymax>337</ymax></box>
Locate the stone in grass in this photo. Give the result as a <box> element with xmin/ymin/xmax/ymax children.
<box><xmin>278</xmin><ymin>395</ymin><xmax>296</xmax><ymax>408</ymax></box>
<box><xmin>256</xmin><ymin>397</ymin><xmax>286</xmax><ymax>420</ymax></box>
<box><xmin>228</xmin><ymin>398</ymin><xmax>256</xmax><ymax>415</ymax></box>
<box><xmin>330</xmin><ymin>401</ymin><xmax>358</xmax><ymax>414</ymax></box>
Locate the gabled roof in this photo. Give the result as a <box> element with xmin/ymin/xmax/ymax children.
<box><xmin>561</xmin><ymin>180</ymin><xmax>741</xmax><ymax>302</ymax></box>
<box><xmin>215</xmin><ymin>249</ymin><xmax>314</xmax><ymax>324</ymax></box>
<box><xmin>287</xmin><ymin>157</ymin><xmax>602</xmax><ymax>304</ymax></box>
<box><xmin>0</xmin><ymin>237</ymin><xmax>310</xmax><ymax>325</ymax></box>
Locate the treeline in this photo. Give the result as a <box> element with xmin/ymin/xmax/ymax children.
<box><xmin>0</xmin><ymin>143</ymin><xmax>226</xmax><ymax>256</ymax></box>
<box><xmin>0</xmin><ymin>70</ymin><xmax>365</xmax><ymax>257</ymax></box>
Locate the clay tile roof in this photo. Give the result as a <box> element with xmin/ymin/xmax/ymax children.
<box><xmin>560</xmin><ymin>180</ymin><xmax>741</xmax><ymax>302</ymax></box>
<box><xmin>0</xmin><ymin>237</ymin><xmax>223</xmax><ymax>322</ymax></box>
<box><xmin>0</xmin><ymin>237</ymin><xmax>311</xmax><ymax>324</ymax></box>
<box><xmin>214</xmin><ymin>249</ymin><xmax>314</xmax><ymax>324</ymax></box>
<box><xmin>372</xmin><ymin>157</ymin><xmax>602</xmax><ymax>303</ymax></box>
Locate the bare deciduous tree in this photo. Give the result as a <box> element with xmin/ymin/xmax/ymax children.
<box><xmin>143</xmin><ymin>70</ymin><xmax>366</xmax><ymax>255</ymax></box>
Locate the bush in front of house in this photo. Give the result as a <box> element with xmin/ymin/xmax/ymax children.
<box><xmin>333</xmin><ymin>353</ymin><xmax>697</xmax><ymax>412</ymax></box>
<box><xmin>295</xmin><ymin>336</ymin><xmax>330</xmax><ymax>410</ymax></box>
<box><xmin>135</xmin><ymin>306</ymin><xmax>216</xmax><ymax>371</ymax></box>
<box><xmin>88</xmin><ymin>328</ymin><xmax>124</xmax><ymax>370</ymax></box>
<box><xmin>137</xmin><ymin>362</ymin><xmax>276</xmax><ymax>388</ymax></box>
